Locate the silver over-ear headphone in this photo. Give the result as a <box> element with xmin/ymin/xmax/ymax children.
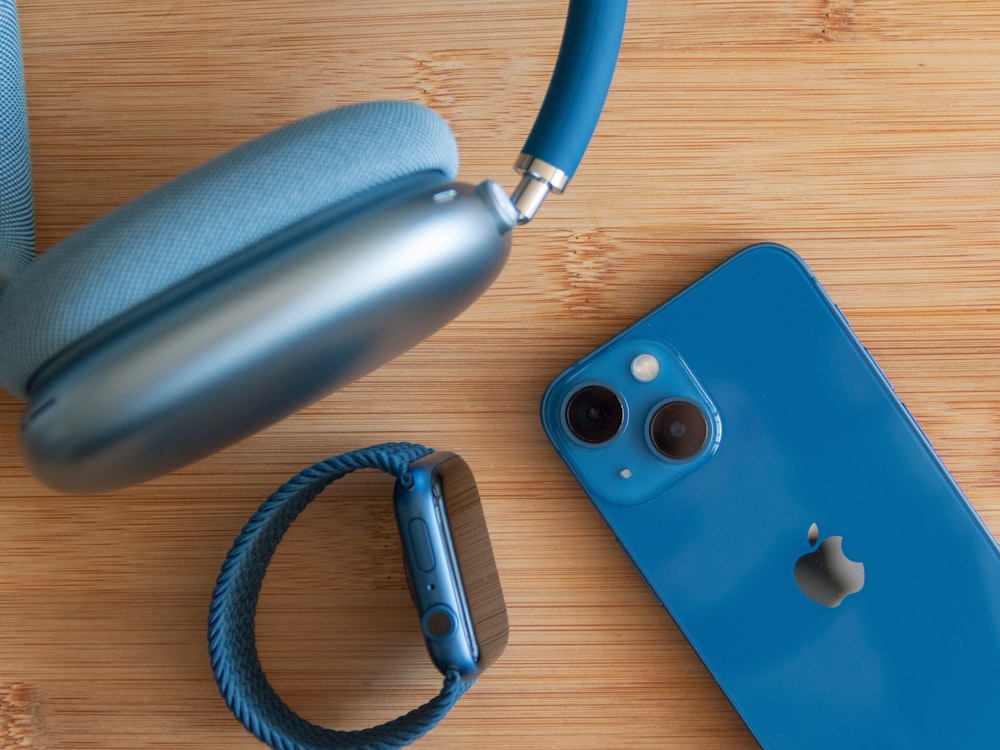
<box><xmin>0</xmin><ymin>1</ymin><xmax>627</xmax><ymax>493</ymax></box>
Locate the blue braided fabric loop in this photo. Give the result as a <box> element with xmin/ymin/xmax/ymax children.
<box><xmin>0</xmin><ymin>0</ymin><xmax>35</xmax><ymax>286</ymax></box>
<box><xmin>209</xmin><ymin>442</ymin><xmax>474</xmax><ymax>750</ymax></box>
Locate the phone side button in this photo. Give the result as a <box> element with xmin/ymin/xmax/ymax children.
<box><xmin>408</xmin><ymin>518</ymin><xmax>436</xmax><ymax>573</ymax></box>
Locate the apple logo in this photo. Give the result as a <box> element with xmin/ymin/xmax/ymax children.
<box><xmin>793</xmin><ymin>522</ymin><xmax>865</xmax><ymax>607</ymax></box>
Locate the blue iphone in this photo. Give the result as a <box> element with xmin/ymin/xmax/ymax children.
<box><xmin>541</xmin><ymin>243</ymin><xmax>1000</xmax><ymax>749</ymax></box>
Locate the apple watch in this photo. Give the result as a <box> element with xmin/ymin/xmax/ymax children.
<box><xmin>208</xmin><ymin>442</ymin><xmax>508</xmax><ymax>750</ymax></box>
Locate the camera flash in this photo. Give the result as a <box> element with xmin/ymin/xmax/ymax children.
<box><xmin>630</xmin><ymin>353</ymin><xmax>660</xmax><ymax>383</ymax></box>
<box><xmin>619</xmin><ymin>468</ymin><xmax>633</xmax><ymax>479</ymax></box>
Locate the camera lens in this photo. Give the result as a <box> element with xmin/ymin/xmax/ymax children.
<box><xmin>649</xmin><ymin>400</ymin><xmax>708</xmax><ymax>460</ymax></box>
<box><xmin>565</xmin><ymin>385</ymin><xmax>624</xmax><ymax>444</ymax></box>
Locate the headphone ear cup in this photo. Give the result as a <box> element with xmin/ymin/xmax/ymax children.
<box><xmin>0</xmin><ymin>100</ymin><xmax>458</xmax><ymax>398</ymax></box>
<box><xmin>0</xmin><ymin>0</ymin><xmax>35</xmax><ymax>285</ymax></box>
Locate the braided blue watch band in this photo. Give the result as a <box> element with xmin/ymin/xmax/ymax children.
<box><xmin>208</xmin><ymin>443</ymin><xmax>473</xmax><ymax>750</ymax></box>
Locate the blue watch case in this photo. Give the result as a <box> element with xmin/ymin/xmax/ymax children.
<box><xmin>394</xmin><ymin>452</ymin><xmax>508</xmax><ymax>681</ymax></box>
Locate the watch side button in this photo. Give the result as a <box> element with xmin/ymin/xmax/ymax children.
<box><xmin>408</xmin><ymin>518</ymin><xmax>436</xmax><ymax>572</ymax></box>
<box><xmin>422</xmin><ymin>605</ymin><xmax>456</xmax><ymax>641</ymax></box>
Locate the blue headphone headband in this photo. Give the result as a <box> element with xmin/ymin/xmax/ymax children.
<box><xmin>513</xmin><ymin>0</ymin><xmax>628</xmax><ymax>222</ymax></box>
<box><xmin>523</xmin><ymin>1</ymin><xmax>627</xmax><ymax>177</ymax></box>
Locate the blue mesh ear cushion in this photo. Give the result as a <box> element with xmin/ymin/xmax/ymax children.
<box><xmin>0</xmin><ymin>0</ymin><xmax>35</xmax><ymax>285</ymax></box>
<box><xmin>0</xmin><ymin>100</ymin><xmax>458</xmax><ymax>399</ymax></box>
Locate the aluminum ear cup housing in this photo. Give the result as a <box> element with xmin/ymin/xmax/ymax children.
<box><xmin>21</xmin><ymin>177</ymin><xmax>516</xmax><ymax>493</ymax></box>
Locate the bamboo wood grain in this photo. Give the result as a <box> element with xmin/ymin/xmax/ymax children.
<box><xmin>2</xmin><ymin>1</ymin><xmax>1000</xmax><ymax>747</ymax></box>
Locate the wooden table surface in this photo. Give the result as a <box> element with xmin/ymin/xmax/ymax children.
<box><xmin>4</xmin><ymin>1</ymin><xmax>1000</xmax><ymax>747</ymax></box>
